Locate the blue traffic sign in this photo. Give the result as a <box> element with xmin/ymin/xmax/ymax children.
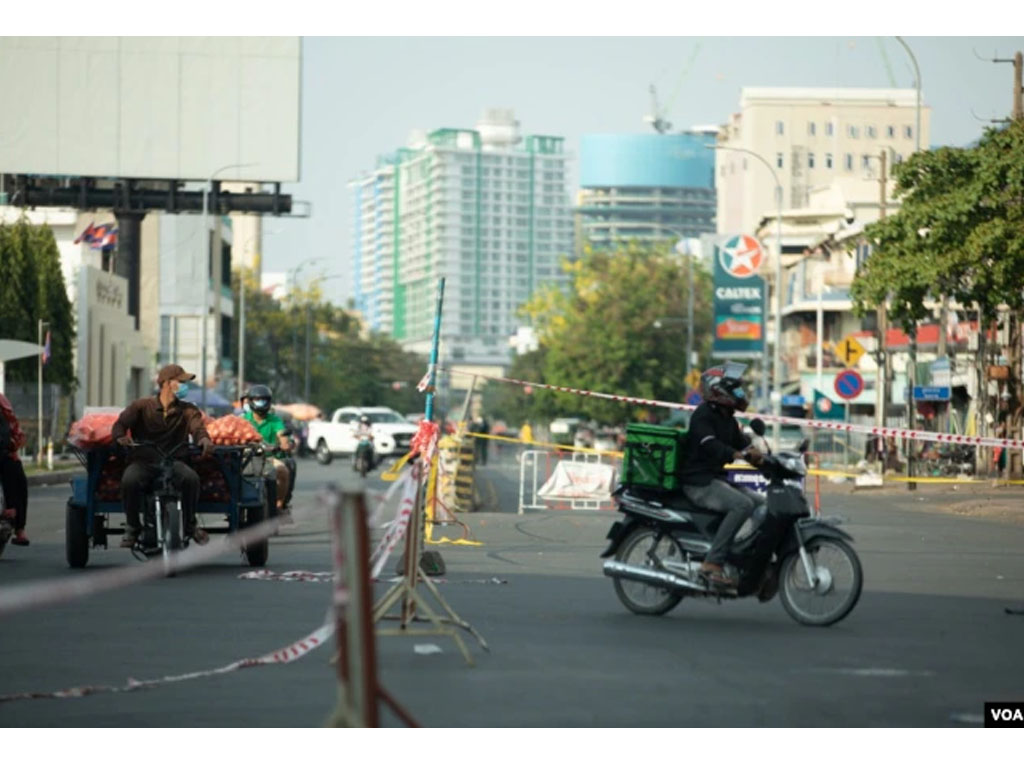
<box><xmin>686</xmin><ymin>390</ymin><xmax>703</xmax><ymax>406</ymax></box>
<box><xmin>913</xmin><ymin>386</ymin><xmax>950</xmax><ymax>401</ymax></box>
<box><xmin>834</xmin><ymin>369</ymin><xmax>864</xmax><ymax>400</ymax></box>
<box><xmin>781</xmin><ymin>395</ymin><xmax>806</xmax><ymax>407</ymax></box>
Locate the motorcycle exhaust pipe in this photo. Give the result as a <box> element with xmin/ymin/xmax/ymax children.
<box><xmin>602</xmin><ymin>560</ymin><xmax>707</xmax><ymax>592</ymax></box>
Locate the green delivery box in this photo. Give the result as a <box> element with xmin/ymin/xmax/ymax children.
<box><xmin>622</xmin><ymin>423</ymin><xmax>689</xmax><ymax>491</ymax></box>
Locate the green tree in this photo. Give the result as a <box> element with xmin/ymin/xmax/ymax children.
<box><xmin>0</xmin><ymin>217</ymin><xmax>76</xmax><ymax>389</ymax></box>
<box><xmin>232</xmin><ymin>271</ymin><xmax>427</xmax><ymax>413</ymax></box>
<box><xmin>503</xmin><ymin>240</ymin><xmax>713</xmax><ymax>425</ymax></box>
<box><xmin>852</xmin><ymin>120</ymin><xmax>1024</xmax><ymax>328</ymax></box>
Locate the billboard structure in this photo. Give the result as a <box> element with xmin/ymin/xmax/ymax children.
<box><xmin>0</xmin><ymin>37</ymin><xmax>300</xmax><ymax>182</ymax></box>
<box><xmin>711</xmin><ymin>234</ymin><xmax>767</xmax><ymax>360</ymax></box>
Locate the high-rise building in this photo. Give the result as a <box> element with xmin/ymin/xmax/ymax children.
<box><xmin>715</xmin><ymin>87</ymin><xmax>929</xmax><ymax>235</ymax></box>
<box><xmin>352</xmin><ymin>109</ymin><xmax>573</xmax><ymax>369</ymax></box>
<box><xmin>576</xmin><ymin>130</ymin><xmax>717</xmax><ymax>250</ymax></box>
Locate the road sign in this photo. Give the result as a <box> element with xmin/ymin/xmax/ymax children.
<box><xmin>913</xmin><ymin>386</ymin><xmax>950</xmax><ymax>401</ymax></box>
<box><xmin>834</xmin><ymin>369</ymin><xmax>864</xmax><ymax>400</ymax></box>
<box><xmin>685</xmin><ymin>368</ymin><xmax>702</xmax><ymax>390</ymax></box>
<box><xmin>685</xmin><ymin>390</ymin><xmax>703</xmax><ymax>406</ymax></box>
<box><xmin>781</xmin><ymin>395</ymin><xmax>806</xmax><ymax>407</ymax></box>
<box><xmin>835</xmin><ymin>335</ymin><xmax>866</xmax><ymax>367</ymax></box>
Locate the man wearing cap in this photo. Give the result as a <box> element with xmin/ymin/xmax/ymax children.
<box><xmin>111</xmin><ymin>364</ymin><xmax>215</xmax><ymax>548</ymax></box>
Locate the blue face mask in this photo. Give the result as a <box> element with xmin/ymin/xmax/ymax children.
<box><xmin>175</xmin><ymin>382</ymin><xmax>190</xmax><ymax>399</ymax></box>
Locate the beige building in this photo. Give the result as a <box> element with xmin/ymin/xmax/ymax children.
<box><xmin>716</xmin><ymin>87</ymin><xmax>929</xmax><ymax>237</ymax></box>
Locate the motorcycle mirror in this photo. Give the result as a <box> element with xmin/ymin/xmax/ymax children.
<box><xmin>798</xmin><ymin>438</ymin><xmax>811</xmax><ymax>453</ymax></box>
<box><xmin>750</xmin><ymin>418</ymin><xmax>766</xmax><ymax>437</ymax></box>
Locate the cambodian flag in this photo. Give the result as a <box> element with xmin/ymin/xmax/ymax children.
<box><xmin>42</xmin><ymin>331</ymin><xmax>51</xmax><ymax>365</ymax></box>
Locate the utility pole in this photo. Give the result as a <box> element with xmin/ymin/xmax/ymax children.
<box><xmin>1014</xmin><ymin>51</ymin><xmax>1022</xmax><ymax>121</ymax></box>
<box><xmin>875</xmin><ymin>150</ymin><xmax>889</xmax><ymax>475</ymax></box>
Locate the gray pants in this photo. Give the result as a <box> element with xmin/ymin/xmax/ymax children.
<box><xmin>682</xmin><ymin>479</ymin><xmax>765</xmax><ymax>566</ymax></box>
<box><xmin>121</xmin><ymin>460</ymin><xmax>200</xmax><ymax>534</ymax></box>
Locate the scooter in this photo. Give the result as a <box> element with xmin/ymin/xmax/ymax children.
<box><xmin>602</xmin><ymin>419</ymin><xmax>863</xmax><ymax>627</ymax></box>
<box><xmin>353</xmin><ymin>434</ymin><xmax>375</xmax><ymax>478</ymax></box>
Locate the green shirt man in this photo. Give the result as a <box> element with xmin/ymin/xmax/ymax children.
<box><xmin>244</xmin><ymin>410</ymin><xmax>289</xmax><ymax>454</ymax></box>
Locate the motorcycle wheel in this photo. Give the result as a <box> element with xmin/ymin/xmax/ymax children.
<box><xmin>316</xmin><ymin>440</ymin><xmax>333</xmax><ymax>466</ymax></box>
<box><xmin>779</xmin><ymin>537</ymin><xmax>862</xmax><ymax>627</ymax></box>
<box><xmin>612</xmin><ymin>527</ymin><xmax>684</xmax><ymax>616</ymax></box>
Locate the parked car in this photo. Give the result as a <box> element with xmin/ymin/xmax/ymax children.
<box><xmin>307</xmin><ymin>407</ymin><xmax>417</xmax><ymax>465</ymax></box>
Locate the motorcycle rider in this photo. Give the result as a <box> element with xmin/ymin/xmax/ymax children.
<box><xmin>353</xmin><ymin>414</ymin><xmax>374</xmax><ymax>470</ymax></box>
<box><xmin>678</xmin><ymin>363</ymin><xmax>765</xmax><ymax>589</ymax></box>
<box><xmin>241</xmin><ymin>384</ymin><xmax>295</xmax><ymax>510</ymax></box>
<box><xmin>111</xmin><ymin>364</ymin><xmax>215</xmax><ymax>547</ymax></box>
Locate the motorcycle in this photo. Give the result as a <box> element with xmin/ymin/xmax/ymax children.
<box><xmin>602</xmin><ymin>419</ymin><xmax>863</xmax><ymax>627</ymax></box>
<box><xmin>353</xmin><ymin>433</ymin><xmax>374</xmax><ymax>478</ymax></box>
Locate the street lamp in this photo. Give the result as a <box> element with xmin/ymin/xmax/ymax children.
<box><xmin>894</xmin><ymin>36</ymin><xmax>922</xmax><ymax>490</ymax></box>
<box><xmin>201</xmin><ymin>162</ymin><xmax>257</xmax><ymax>411</ymax></box>
<box><xmin>707</xmin><ymin>144</ymin><xmax>784</xmax><ymax>449</ymax></box>
<box><xmin>894</xmin><ymin>37</ymin><xmax>922</xmax><ymax>154</ymax></box>
<box><xmin>641</xmin><ymin>224</ymin><xmax>698</xmax><ymax>384</ymax></box>
<box><xmin>237</xmin><ymin>227</ymin><xmax>283</xmax><ymax>401</ymax></box>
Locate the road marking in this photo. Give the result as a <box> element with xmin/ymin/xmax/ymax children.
<box><xmin>831</xmin><ymin>668</ymin><xmax>935</xmax><ymax>678</ymax></box>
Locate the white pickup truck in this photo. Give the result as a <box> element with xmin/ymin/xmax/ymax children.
<box><xmin>307</xmin><ymin>406</ymin><xmax>418</xmax><ymax>465</ymax></box>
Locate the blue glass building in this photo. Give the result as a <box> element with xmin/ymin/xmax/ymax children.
<box><xmin>576</xmin><ymin>130</ymin><xmax>717</xmax><ymax>249</ymax></box>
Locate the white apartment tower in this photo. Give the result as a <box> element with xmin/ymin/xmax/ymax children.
<box><xmin>352</xmin><ymin>109</ymin><xmax>573</xmax><ymax>368</ymax></box>
<box><xmin>716</xmin><ymin>88</ymin><xmax>930</xmax><ymax>235</ymax></box>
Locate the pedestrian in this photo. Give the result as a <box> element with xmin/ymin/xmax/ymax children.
<box><xmin>520</xmin><ymin>421</ymin><xmax>534</xmax><ymax>447</ymax></box>
<box><xmin>474</xmin><ymin>414</ymin><xmax>490</xmax><ymax>466</ymax></box>
<box><xmin>0</xmin><ymin>393</ymin><xmax>30</xmax><ymax>546</ymax></box>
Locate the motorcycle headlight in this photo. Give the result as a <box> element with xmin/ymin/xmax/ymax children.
<box><xmin>777</xmin><ymin>454</ymin><xmax>807</xmax><ymax>477</ymax></box>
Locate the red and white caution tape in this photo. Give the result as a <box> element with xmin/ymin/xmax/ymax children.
<box><xmin>0</xmin><ymin>620</ymin><xmax>333</xmax><ymax>703</ymax></box>
<box><xmin>370</xmin><ymin>465</ymin><xmax>419</xmax><ymax>579</ymax></box>
<box><xmin>445</xmin><ymin>367</ymin><xmax>1024</xmax><ymax>451</ymax></box>
<box><xmin>239</xmin><ymin>570</ymin><xmax>335</xmax><ymax>583</ymax></box>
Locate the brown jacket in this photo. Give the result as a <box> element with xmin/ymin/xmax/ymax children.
<box><xmin>112</xmin><ymin>396</ymin><xmax>210</xmax><ymax>461</ymax></box>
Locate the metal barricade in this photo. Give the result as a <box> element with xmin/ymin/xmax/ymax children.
<box><xmin>517</xmin><ymin>449</ymin><xmax>619</xmax><ymax>515</ymax></box>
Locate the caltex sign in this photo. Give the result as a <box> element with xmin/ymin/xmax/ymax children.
<box><xmin>712</xmin><ymin>234</ymin><xmax>766</xmax><ymax>359</ymax></box>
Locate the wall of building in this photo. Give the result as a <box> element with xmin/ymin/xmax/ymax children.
<box><xmin>716</xmin><ymin>88</ymin><xmax>930</xmax><ymax>235</ymax></box>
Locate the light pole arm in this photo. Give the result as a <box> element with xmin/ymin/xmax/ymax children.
<box><xmin>894</xmin><ymin>36</ymin><xmax>922</xmax><ymax>153</ymax></box>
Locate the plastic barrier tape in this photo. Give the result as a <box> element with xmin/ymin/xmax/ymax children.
<box><xmin>446</xmin><ymin>367</ymin><xmax>1024</xmax><ymax>451</ymax></box>
<box><xmin>0</xmin><ymin>620</ymin><xmax>333</xmax><ymax>703</ymax></box>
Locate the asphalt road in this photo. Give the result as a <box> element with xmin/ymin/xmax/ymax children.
<box><xmin>2</xmin><ymin>451</ymin><xmax>1023</xmax><ymax>727</ymax></box>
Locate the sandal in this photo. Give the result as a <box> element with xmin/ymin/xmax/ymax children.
<box><xmin>191</xmin><ymin>528</ymin><xmax>210</xmax><ymax>546</ymax></box>
<box><xmin>11</xmin><ymin>530</ymin><xmax>29</xmax><ymax>546</ymax></box>
<box><xmin>120</xmin><ymin>531</ymin><xmax>138</xmax><ymax>548</ymax></box>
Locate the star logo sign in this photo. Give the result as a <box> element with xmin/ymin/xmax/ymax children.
<box><xmin>720</xmin><ymin>235</ymin><xmax>765</xmax><ymax>279</ymax></box>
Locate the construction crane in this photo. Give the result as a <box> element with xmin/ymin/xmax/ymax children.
<box><xmin>644</xmin><ymin>42</ymin><xmax>703</xmax><ymax>133</ymax></box>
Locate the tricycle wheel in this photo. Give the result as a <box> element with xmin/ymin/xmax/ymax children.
<box><xmin>243</xmin><ymin>504</ymin><xmax>269</xmax><ymax>567</ymax></box>
<box><xmin>66</xmin><ymin>502</ymin><xmax>89</xmax><ymax>569</ymax></box>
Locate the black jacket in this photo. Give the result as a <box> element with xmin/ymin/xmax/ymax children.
<box><xmin>678</xmin><ymin>402</ymin><xmax>750</xmax><ymax>486</ymax></box>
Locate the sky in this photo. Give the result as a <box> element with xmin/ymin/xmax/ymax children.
<box><xmin>262</xmin><ymin>36</ymin><xmax>1024</xmax><ymax>306</ymax></box>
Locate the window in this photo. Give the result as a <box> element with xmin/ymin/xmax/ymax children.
<box><xmin>862</xmin><ymin>155</ymin><xmax>872</xmax><ymax>170</ymax></box>
<box><xmin>808</xmin><ymin>121</ymin><xmax>816</xmax><ymax>136</ymax></box>
<box><xmin>904</xmin><ymin>125</ymin><xmax>913</xmax><ymax>139</ymax></box>
<box><xmin>847</xmin><ymin>125</ymin><xmax>859</xmax><ymax>139</ymax></box>
<box><xmin>776</xmin><ymin>153</ymin><xmax>784</xmax><ymax>169</ymax></box>
<box><xmin>825</xmin><ymin>152</ymin><xmax>834</xmax><ymax>169</ymax></box>
<box><xmin>886</xmin><ymin>125</ymin><xmax>895</xmax><ymax>139</ymax></box>
<box><xmin>776</xmin><ymin>120</ymin><xmax>785</xmax><ymax>135</ymax></box>
<box><xmin>895</xmin><ymin>153</ymin><xmax>904</xmax><ymax>165</ymax></box>
<box><xmin>808</xmin><ymin>152</ymin><xmax>815</xmax><ymax>169</ymax></box>
<box><xmin>866</xmin><ymin>125</ymin><xmax>877</xmax><ymax>139</ymax></box>
<box><xmin>825</xmin><ymin>121</ymin><xmax>834</xmax><ymax>136</ymax></box>
<box><xmin>844</xmin><ymin>153</ymin><xmax>853</xmax><ymax>171</ymax></box>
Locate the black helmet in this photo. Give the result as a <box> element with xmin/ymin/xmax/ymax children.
<box><xmin>245</xmin><ymin>384</ymin><xmax>273</xmax><ymax>417</ymax></box>
<box><xmin>699</xmin><ymin>362</ymin><xmax>749</xmax><ymax>413</ymax></box>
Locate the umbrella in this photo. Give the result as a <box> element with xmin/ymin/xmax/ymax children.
<box><xmin>181</xmin><ymin>387</ymin><xmax>232</xmax><ymax>409</ymax></box>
